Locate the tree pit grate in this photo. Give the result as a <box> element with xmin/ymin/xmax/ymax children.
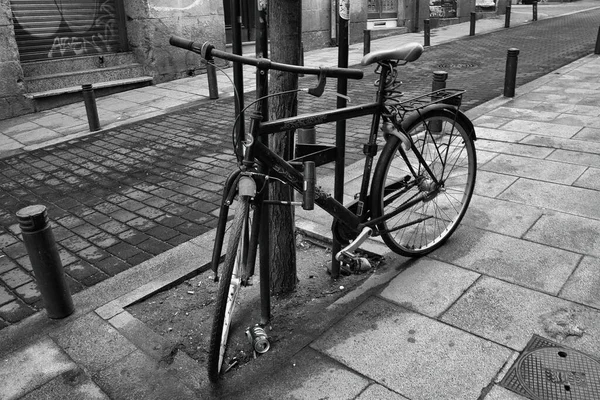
<box><xmin>500</xmin><ymin>335</ymin><xmax>600</xmax><ymax>400</ymax></box>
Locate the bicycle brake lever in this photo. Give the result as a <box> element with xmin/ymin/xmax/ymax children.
<box><xmin>307</xmin><ymin>68</ymin><xmax>327</xmax><ymax>97</ymax></box>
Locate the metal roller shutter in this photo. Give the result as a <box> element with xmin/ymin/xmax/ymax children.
<box><xmin>10</xmin><ymin>0</ymin><xmax>124</xmax><ymax>62</ymax></box>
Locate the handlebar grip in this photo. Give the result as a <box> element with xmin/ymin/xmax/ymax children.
<box><xmin>336</xmin><ymin>68</ymin><xmax>363</xmax><ymax>80</ymax></box>
<box><xmin>169</xmin><ymin>36</ymin><xmax>195</xmax><ymax>51</ymax></box>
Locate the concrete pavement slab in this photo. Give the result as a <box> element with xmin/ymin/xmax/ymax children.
<box><xmin>91</xmin><ymin>349</ymin><xmax>198</xmax><ymax>399</ymax></box>
<box><xmin>49</xmin><ymin>312</ymin><xmax>137</xmax><ymax>374</ymax></box>
<box><xmin>522</xmin><ymin>133</ymin><xmax>600</xmax><ymax>154</ymax></box>
<box><xmin>311</xmin><ymin>297</ymin><xmax>514</xmax><ymax>400</ymax></box>
<box><xmin>0</xmin><ymin>337</ymin><xmax>76</xmax><ymax>400</ymax></box>
<box><xmin>501</xmin><ymin>119</ymin><xmax>583</xmax><ymax>138</ymax></box>
<box><xmin>431</xmin><ymin>225</ymin><xmax>580</xmax><ymax>295</ymax></box>
<box><xmin>379</xmin><ymin>258</ymin><xmax>479</xmax><ymax>318</ymax></box>
<box><xmin>473</xmin><ymin>170</ymin><xmax>519</xmax><ymax>198</ymax></box>
<box><xmin>484</xmin><ymin>385</ymin><xmax>527</xmax><ymax>400</ymax></box>
<box><xmin>524</xmin><ymin>212</ymin><xmax>600</xmax><ymax>257</ymax></box>
<box><xmin>441</xmin><ymin>276</ymin><xmax>600</xmax><ymax>358</ymax></box>
<box><xmin>19</xmin><ymin>367</ymin><xmax>108</xmax><ymax>400</ymax></box>
<box><xmin>356</xmin><ymin>384</ymin><xmax>410</xmax><ymax>400</ymax></box>
<box><xmin>499</xmin><ymin>177</ymin><xmax>600</xmax><ymax>220</ymax></box>
<box><xmin>560</xmin><ymin>255</ymin><xmax>600</xmax><ymax>310</ymax></box>
<box><xmin>234</xmin><ymin>347</ymin><xmax>371</xmax><ymax>400</ymax></box>
<box><xmin>481</xmin><ymin>153</ymin><xmax>587</xmax><ymax>185</ymax></box>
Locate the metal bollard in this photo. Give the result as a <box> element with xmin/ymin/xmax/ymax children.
<box><xmin>431</xmin><ymin>71</ymin><xmax>448</xmax><ymax>132</ymax></box>
<box><xmin>432</xmin><ymin>70</ymin><xmax>448</xmax><ymax>92</ymax></box>
<box><xmin>504</xmin><ymin>48</ymin><xmax>520</xmax><ymax>97</ymax></box>
<box><xmin>505</xmin><ymin>5</ymin><xmax>511</xmax><ymax>28</ymax></box>
<box><xmin>533</xmin><ymin>1</ymin><xmax>538</xmax><ymax>21</ymax></box>
<box><xmin>595</xmin><ymin>26</ymin><xmax>600</xmax><ymax>55</ymax></box>
<box><xmin>363</xmin><ymin>30</ymin><xmax>371</xmax><ymax>55</ymax></box>
<box><xmin>82</xmin><ymin>84</ymin><xmax>100</xmax><ymax>132</ymax></box>
<box><xmin>17</xmin><ymin>205</ymin><xmax>74</xmax><ymax>319</ymax></box>
<box><xmin>470</xmin><ymin>12</ymin><xmax>476</xmax><ymax>36</ymax></box>
<box><xmin>297</xmin><ymin>126</ymin><xmax>316</xmax><ymax>145</ymax></box>
<box><xmin>424</xmin><ymin>19</ymin><xmax>431</xmax><ymax>47</ymax></box>
<box><xmin>207</xmin><ymin>62</ymin><xmax>219</xmax><ymax>100</ymax></box>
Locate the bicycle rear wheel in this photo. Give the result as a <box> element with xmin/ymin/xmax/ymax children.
<box><xmin>207</xmin><ymin>196</ymin><xmax>251</xmax><ymax>382</ymax></box>
<box><xmin>371</xmin><ymin>108</ymin><xmax>476</xmax><ymax>256</ymax></box>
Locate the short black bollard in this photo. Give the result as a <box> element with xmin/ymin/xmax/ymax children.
<box><xmin>207</xmin><ymin>62</ymin><xmax>219</xmax><ymax>100</ymax></box>
<box><xmin>17</xmin><ymin>205</ymin><xmax>74</xmax><ymax>319</ymax></box>
<box><xmin>432</xmin><ymin>71</ymin><xmax>448</xmax><ymax>131</ymax></box>
<box><xmin>82</xmin><ymin>84</ymin><xmax>100</xmax><ymax>132</ymax></box>
<box><xmin>533</xmin><ymin>1</ymin><xmax>538</xmax><ymax>21</ymax></box>
<box><xmin>470</xmin><ymin>12</ymin><xmax>476</xmax><ymax>36</ymax></box>
<box><xmin>363</xmin><ymin>29</ymin><xmax>371</xmax><ymax>55</ymax></box>
<box><xmin>504</xmin><ymin>48</ymin><xmax>520</xmax><ymax>97</ymax></box>
<box><xmin>505</xmin><ymin>5</ymin><xmax>511</xmax><ymax>28</ymax></box>
<box><xmin>595</xmin><ymin>26</ymin><xmax>600</xmax><ymax>55</ymax></box>
<box><xmin>297</xmin><ymin>126</ymin><xmax>316</xmax><ymax>145</ymax></box>
<box><xmin>424</xmin><ymin>19</ymin><xmax>431</xmax><ymax>47</ymax></box>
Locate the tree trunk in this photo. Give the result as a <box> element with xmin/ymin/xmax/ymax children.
<box><xmin>267</xmin><ymin>0</ymin><xmax>301</xmax><ymax>295</ymax></box>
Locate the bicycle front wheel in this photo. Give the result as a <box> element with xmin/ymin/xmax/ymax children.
<box><xmin>371</xmin><ymin>108</ymin><xmax>476</xmax><ymax>256</ymax></box>
<box><xmin>207</xmin><ymin>196</ymin><xmax>251</xmax><ymax>382</ymax></box>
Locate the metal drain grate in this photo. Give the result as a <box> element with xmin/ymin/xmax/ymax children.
<box><xmin>500</xmin><ymin>335</ymin><xmax>600</xmax><ymax>400</ymax></box>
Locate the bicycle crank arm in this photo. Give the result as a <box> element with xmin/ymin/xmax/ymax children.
<box><xmin>335</xmin><ymin>227</ymin><xmax>372</xmax><ymax>262</ymax></box>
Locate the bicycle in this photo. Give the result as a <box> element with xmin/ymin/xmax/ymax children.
<box><xmin>169</xmin><ymin>36</ymin><xmax>477</xmax><ymax>382</ymax></box>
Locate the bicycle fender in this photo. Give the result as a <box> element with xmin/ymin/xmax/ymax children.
<box><xmin>400</xmin><ymin>104</ymin><xmax>477</xmax><ymax>141</ymax></box>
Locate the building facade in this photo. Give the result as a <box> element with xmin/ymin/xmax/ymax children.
<box><xmin>0</xmin><ymin>0</ymin><xmax>478</xmax><ymax>121</ymax></box>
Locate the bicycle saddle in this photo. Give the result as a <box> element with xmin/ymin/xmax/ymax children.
<box><xmin>361</xmin><ymin>43</ymin><xmax>424</xmax><ymax>65</ymax></box>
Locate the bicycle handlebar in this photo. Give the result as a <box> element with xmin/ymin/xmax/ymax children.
<box><xmin>169</xmin><ymin>36</ymin><xmax>364</xmax><ymax>80</ymax></box>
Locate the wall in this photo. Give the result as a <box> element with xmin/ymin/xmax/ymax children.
<box><xmin>0</xmin><ymin>0</ymin><xmax>33</xmax><ymax>120</ymax></box>
<box><xmin>124</xmin><ymin>0</ymin><xmax>225</xmax><ymax>83</ymax></box>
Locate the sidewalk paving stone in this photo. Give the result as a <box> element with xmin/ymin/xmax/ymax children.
<box><xmin>431</xmin><ymin>225</ymin><xmax>580</xmax><ymax>295</ymax></box>
<box><xmin>312</xmin><ymin>297</ymin><xmax>514</xmax><ymax>400</ymax></box>
<box><xmin>0</xmin><ymin>337</ymin><xmax>76</xmax><ymax>400</ymax></box>
<box><xmin>49</xmin><ymin>313</ymin><xmax>138</xmax><ymax>375</ymax></box>
<box><xmin>499</xmin><ymin>177</ymin><xmax>600</xmax><ymax>219</ymax></box>
<box><xmin>441</xmin><ymin>276</ymin><xmax>600</xmax><ymax>357</ymax></box>
<box><xmin>379</xmin><ymin>258</ymin><xmax>480</xmax><ymax>318</ymax></box>
<box><xmin>19</xmin><ymin>367</ymin><xmax>109</xmax><ymax>400</ymax></box>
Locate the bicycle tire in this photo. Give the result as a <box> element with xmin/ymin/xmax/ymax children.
<box><xmin>207</xmin><ymin>196</ymin><xmax>250</xmax><ymax>382</ymax></box>
<box><xmin>371</xmin><ymin>108</ymin><xmax>476</xmax><ymax>256</ymax></box>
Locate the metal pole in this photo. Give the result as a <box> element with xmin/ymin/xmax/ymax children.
<box><xmin>332</xmin><ymin>0</ymin><xmax>350</xmax><ymax>280</ymax></box>
<box><xmin>207</xmin><ymin>63</ymin><xmax>218</xmax><ymax>100</ymax></box>
<box><xmin>82</xmin><ymin>84</ymin><xmax>100</xmax><ymax>132</ymax></box>
<box><xmin>505</xmin><ymin>5</ymin><xmax>511</xmax><ymax>28</ymax></box>
<box><xmin>16</xmin><ymin>205</ymin><xmax>74</xmax><ymax>319</ymax></box>
<box><xmin>532</xmin><ymin>1</ymin><xmax>538</xmax><ymax>22</ymax></box>
<box><xmin>231</xmin><ymin>0</ymin><xmax>244</xmax><ymax>136</ymax></box>
<box><xmin>363</xmin><ymin>29</ymin><xmax>371</xmax><ymax>55</ymax></box>
<box><xmin>595</xmin><ymin>26</ymin><xmax>600</xmax><ymax>55</ymax></box>
<box><xmin>256</xmin><ymin>0</ymin><xmax>270</xmax><ymax>326</ymax></box>
<box><xmin>470</xmin><ymin>12</ymin><xmax>476</xmax><ymax>36</ymax></box>
<box><xmin>424</xmin><ymin>19</ymin><xmax>431</xmax><ymax>47</ymax></box>
<box><xmin>504</xmin><ymin>48</ymin><xmax>520</xmax><ymax>97</ymax></box>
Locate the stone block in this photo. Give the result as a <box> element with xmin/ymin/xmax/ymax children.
<box><xmin>0</xmin><ymin>337</ymin><xmax>77</xmax><ymax>400</ymax></box>
<box><xmin>431</xmin><ymin>225</ymin><xmax>580</xmax><ymax>295</ymax></box>
<box><xmin>50</xmin><ymin>312</ymin><xmax>138</xmax><ymax>374</ymax></box>
<box><xmin>312</xmin><ymin>297</ymin><xmax>513</xmax><ymax>400</ymax></box>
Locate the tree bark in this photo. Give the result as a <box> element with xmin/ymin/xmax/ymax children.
<box><xmin>267</xmin><ymin>0</ymin><xmax>301</xmax><ymax>295</ymax></box>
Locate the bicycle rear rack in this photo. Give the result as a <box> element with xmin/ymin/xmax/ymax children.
<box><xmin>390</xmin><ymin>88</ymin><xmax>465</xmax><ymax>114</ymax></box>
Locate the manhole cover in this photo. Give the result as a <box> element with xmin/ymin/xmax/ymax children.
<box><xmin>437</xmin><ymin>63</ymin><xmax>479</xmax><ymax>69</ymax></box>
<box><xmin>501</xmin><ymin>335</ymin><xmax>600</xmax><ymax>400</ymax></box>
